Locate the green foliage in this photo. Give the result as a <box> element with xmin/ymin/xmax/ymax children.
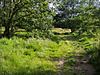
<box><xmin>78</xmin><ymin>29</ymin><xmax>100</xmax><ymax>73</ymax></box>
<box><xmin>0</xmin><ymin>0</ymin><xmax>100</xmax><ymax>74</ymax></box>
<box><xmin>0</xmin><ymin>0</ymin><xmax>55</xmax><ymax>38</ymax></box>
<box><xmin>89</xmin><ymin>31</ymin><xmax>100</xmax><ymax>72</ymax></box>
<box><xmin>53</xmin><ymin>0</ymin><xmax>100</xmax><ymax>35</ymax></box>
<box><xmin>0</xmin><ymin>37</ymin><xmax>77</xmax><ymax>75</ymax></box>
<box><xmin>77</xmin><ymin>6</ymin><xmax>100</xmax><ymax>34</ymax></box>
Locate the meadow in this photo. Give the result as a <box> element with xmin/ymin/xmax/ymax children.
<box><xmin>0</xmin><ymin>28</ymin><xmax>100</xmax><ymax>75</ymax></box>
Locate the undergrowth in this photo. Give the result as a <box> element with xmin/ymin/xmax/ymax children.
<box><xmin>0</xmin><ymin>37</ymin><xmax>77</xmax><ymax>75</ymax></box>
<box><xmin>78</xmin><ymin>30</ymin><xmax>100</xmax><ymax>74</ymax></box>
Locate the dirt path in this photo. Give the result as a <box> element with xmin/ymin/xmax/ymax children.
<box><xmin>57</xmin><ymin>58</ymin><xmax>64</xmax><ymax>75</ymax></box>
<box><xmin>74</xmin><ymin>55</ymin><xmax>96</xmax><ymax>75</ymax></box>
<box><xmin>56</xmin><ymin>55</ymin><xmax>96</xmax><ymax>75</ymax></box>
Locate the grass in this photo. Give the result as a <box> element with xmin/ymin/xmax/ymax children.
<box><xmin>0</xmin><ymin>37</ymin><xmax>79</xmax><ymax>75</ymax></box>
<box><xmin>52</xmin><ymin>28</ymin><xmax>71</xmax><ymax>34</ymax></box>
<box><xmin>0</xmin><ymin>28</ymin><xmax>100</xmax><ymax>75</ymax></box>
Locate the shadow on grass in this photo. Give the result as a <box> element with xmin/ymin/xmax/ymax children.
<box><xmin>14</xmin><ymin>34</ymin><xmax>32</xmax><ymax>38</ymax></box>
<box><xmin>0</xmin><ymin>34</ymin><xmax>3</xmax><ymax>38</ymax></box>
<box><xmin>1</xmin><ymin>69</ymin><xmax>56</xmax><ymax>75</ymax></box>
<box><xmin>55</xmin><ymin>33</ymin><xmax>95</xmax><ymax>42</ymax></box>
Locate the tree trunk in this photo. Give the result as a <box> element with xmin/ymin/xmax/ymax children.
<box><xmin>3</xmin><ymin>26</ymin><xmax>15</xmax><ymax>38</ymax></box>
<box><xmin>3</xmin><ymin>25</ymin><xmax>10</xmax><ymax>38</ymax></box>
<box><xmin>10</xmin><ymin>25</ymin><xmax>15</xmax><ymax>36</ymax></box>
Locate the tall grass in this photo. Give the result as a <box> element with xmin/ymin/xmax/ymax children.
<box><xmin>78</xmin><ymin>29</ymin><xmax>100</xmax><ymax>74</ymax></box>
<box><xmin>0</xmin><ymin>37</ymin><xmax>77</xmax><ymax>75</ymax></box>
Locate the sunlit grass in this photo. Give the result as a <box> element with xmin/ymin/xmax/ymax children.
<box><xmin>0</xmin><ymin>37</ymin><xmax>78</xmax><ymax>75</ymax></box>
<box><xmin>52</xmin><ymin>28</ymin><xmax>71</xmax><ymax>34</ymax></box>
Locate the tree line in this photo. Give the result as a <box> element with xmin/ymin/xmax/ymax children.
<box><xmin>0</xmin><ymin>0</ymin><xmax>100</xmax><ymax>38</ymax></box>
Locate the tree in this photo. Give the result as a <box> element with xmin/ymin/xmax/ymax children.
<box><xmin>77</xmin><ymin>6</ymin><xmax>100</xmax><ymax>35</ymax></box>
<box><xmin>0</xmin><ymin>0</ymin><xmax>55</xmax><ymax>38</ymax></box>
<box><xmin>53</xmin><ymin>0</ymin><xmax>83</xmax><ymax>32</ymax></box>
<box><xmin>53</xmin><ymin>0</ymin><xmax>100</xmax><ymax>33</ymax></box>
